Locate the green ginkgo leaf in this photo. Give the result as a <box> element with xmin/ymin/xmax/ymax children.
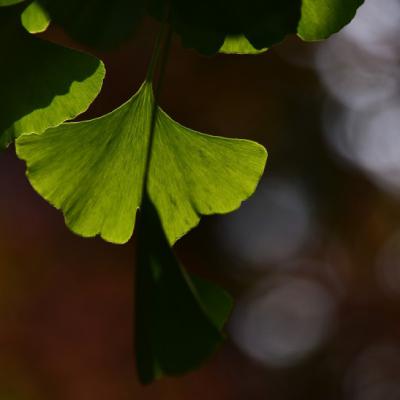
<box><xmin>21</xmin><ymin>0</ymin><xmax>50</xmax><ymax>33</ymax></box>
<box><xmin>219</xmin><ymin>35</ymin><xmax>267</xmax><ymax>55</ymax></box>
<box><xmin>16</xmin><ymin>81</ymin><xmax>267</xmax><ymax>245</ymax></box>
<box><xmin>135</xmin><ymin>195</ymin><xmax>232</xmax><ymax>384</ymax></box>
<box><xmin>298</xmin><ymin>0</ymin><xmax>365</xmax><ymax>40</ymax></box>
<box><xmin>0</xmin><ymin>6</ymin><xmax>105</xmax><ymax>148</ymax></box>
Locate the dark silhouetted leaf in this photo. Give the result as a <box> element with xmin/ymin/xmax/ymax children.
<box><xmin>135</xmin><ymin>195</ymin><xmax>232</xmax><ymax>384</ymax></box>
<box><xmin>149</xmin><ymin>0</ymin><xmax>302</xmax><ymax>55</ymax></box>
<box><xmin>37</xmin><ymin>0</ymin><xmax>145</xmax><ymax>49</ymax></box>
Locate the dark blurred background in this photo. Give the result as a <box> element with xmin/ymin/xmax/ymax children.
<box><xmin>2</xmin><ymin>0</ymin><xmax>400</xmax><ymax>398</ymax></box>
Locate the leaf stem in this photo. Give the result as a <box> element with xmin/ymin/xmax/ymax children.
<box><xmin>134</xmin><ymin>10</ymin><xmax>173</xmax><ymax>378</ymax></box>
<box><xmin>142</xmin><ymin>8</ymin><xmax>173</xmax><ymax>193</ymax></box>
<box><xmin>144</xmin><ymin>26</ymin><xmax>164</xmax><ymax>84</ymax></box>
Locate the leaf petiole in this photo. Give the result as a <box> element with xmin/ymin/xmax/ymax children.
<box><xmin>143</xmin><ymin>14</ymin><xmax>173</xmax><ymax>193</ymax></box>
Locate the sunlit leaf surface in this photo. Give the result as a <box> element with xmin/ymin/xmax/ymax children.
<box><xmin>298</xmin><ymin>0</ymin><xmax>365</xmax><ymax>40</ymax></box>
<box><xmin>21</xmin><ymin>1</ymin><xmax>50</xmax><ymax>33</ymax></box>
<box><xmin>219</xmin><ymin>35</ymin><xmax>267</xmax><ymax>54</ymax></box>
<box><xmin>17</xmin><ymin>82</ymin><xmax>267</xmax><ymax>244</ymax></box>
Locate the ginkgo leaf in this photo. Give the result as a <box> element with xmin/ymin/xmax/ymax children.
<box><xmin>135</xmin><ymin>195</ymin><xmax>232</xmax><ymax>384</ymax></box>
<box><xmin>235</xmin><ymin>0</ymin><xmax>302</xmax><ymax>50</ymax></box>
<box><xmin>21</xmin><ymin>0</ymin><xmax>50</xmax><ymax>33</ymax></box>
<box><xmin>37</xmin><ymin>0</ymin><xmax>145</xmax><ymax>49</ymax></box>
<box><xmin>0</xmin><ymin>6</ymin><xmax>105</xmax><ymax>148</ymax></box>
<box><xmin>149</xmin><ymin>0</ymin><xmax>302</xmax><ymax>55</ymax></box>
<box><xmin>190</xmin><ymin>274</ymin><xmax>233</xmax><ymax>330</ymax></box>
<box><xmin>16</xmin><ymin>82</ymin><xmax>267</xmax><ymax>245</ymax></box>
<box><xmin>147</xmin><ymin>0</ymin><xmax>226</xmax><ymax>55</ymax></box>
<box><xmin>219</xmin><ymin>35</ymin><xmax>267</xmax><ymax>55</ymax></box>
<box><xmin>298</xmin><ymin>0</ymin><xmax>365</xmax><ymax>40</ymax></box>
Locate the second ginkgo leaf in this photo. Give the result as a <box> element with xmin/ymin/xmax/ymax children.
<box><xmin>135</xmin><ymin>194</ymin><xmax>233</xmax><ymax>383</ymax></box>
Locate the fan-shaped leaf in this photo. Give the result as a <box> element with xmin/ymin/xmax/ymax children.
<box><xmin>135</xmin><ymin>195</ymin><xmax>232</xmax><ymax>384</ymax></box>
<box><xmin>149</xmin><ymin>0</ymin><xmax>301</xmax><ymax>55</ymax></box>
<box><xmin>0</xmin><ymin>7</ymin><xmax>105</xmax><ymax>148</ymax></box>
<box><xmin>16</xmin><ymin>82</ymin><xmax>267</xmax><ymax>244</ymax></box>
